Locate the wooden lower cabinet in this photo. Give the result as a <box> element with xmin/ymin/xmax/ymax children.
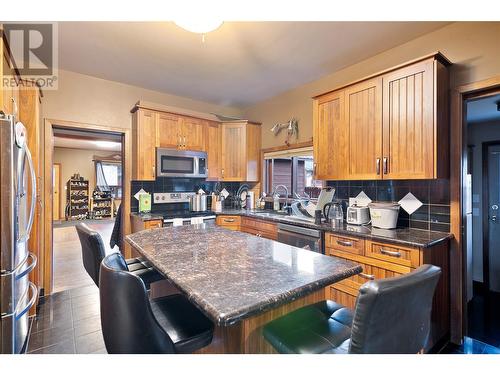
<box><xmin>324</xmin><ymin>233</ymin><xmax>449</xmax><ymax>352</ymax></box>
<box><xmin>216</xmin><ymin>215</ymin><xmax>277</xmax><ymax>240</ymax></box>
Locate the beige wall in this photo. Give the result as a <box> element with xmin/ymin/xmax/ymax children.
<box><xmin>42</xmin><ymin>69</ymin><xmax>243</xmax><ymax>130</ymax></box>
<box><xmin>53</xmin><ymin>147</ymin><xmax>121</xmax><ymax>219</ymax></box>
<box><xmin>243</xmin><ymin>22</ymin><xmax>500</xmax><ymax>148</ymax></box>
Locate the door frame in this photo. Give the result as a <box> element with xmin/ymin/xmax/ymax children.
<box><xmin>52</xmin><ymin>162</ymin><xmax>62</xmax><ymax>220</ymax></box>
<box><xmin>450</xmin><ymin>75</ymin><xmax>500</xmax><ymax>344</ymax></box>
<box><xmin>481</xmin><ymin>140</ymin><xmax>500</xmax><ymax>292</ymax></box>
<box><xmin>42</xmin><ymin>118</ymin><xmax>132</xmax><ymax>295</ymax></box>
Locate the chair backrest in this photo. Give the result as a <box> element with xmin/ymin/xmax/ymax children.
<box><xmin>348</xmin><ymin>264</ymin><xmax>441</xmax><ymax>354</ymax></box>
<box><xmin>75</xmin><ymin>223</ymin><xmax>107</xmax><ymax>287</ymax></box>
<box><xmin>99</xmin><ymin>252</ymin><xmax>175</xmax><ymax>354</ymax></box>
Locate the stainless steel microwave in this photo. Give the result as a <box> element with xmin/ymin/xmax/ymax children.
<box><xmin>156</xmin><ymin>148</ymin><xmax>208</xmax><ymax>178</ymax></box>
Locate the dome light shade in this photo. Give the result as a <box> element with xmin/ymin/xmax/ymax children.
<box><xmin>174</xmin><ymin>19</ymin><xmax>223</xmax><ymax>34</ymax></box>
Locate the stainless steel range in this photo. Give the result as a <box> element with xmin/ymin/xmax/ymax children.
<box><xmin>153</xmin><ymin>192</ymin><xmax>215</xmax><ymax>227</ymax></box>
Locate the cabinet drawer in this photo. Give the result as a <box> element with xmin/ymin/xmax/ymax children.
<box><xmin>325</xmin><ymin>233</ymin><xmax>365</xmax><ymax>256</ymax></box>
<box><xmin>144</xmin><ymin>220</ymin><xmax>162</xmax><ymax>229</ymax></box>
<box><xmin>328</xmin><ymin>284</ymin><xmax>358</xmax><ymax>310</ymax></box>
<box><xmin>216</xmin><ymin>215</ymin><xmax>241</xmax><ymax>228</ymax></box>
<box><xmin>365</xmin><ymin>241</ymin><xmax>420</xmax><ymax>268</ymax></box>
<box><xmin>254</xmin><ymin>219</ymin><xmax>277</xmax><ymax>233</ymax></box>
<box><xmin>242</xmin><ymin>227</ymin><xmax>278</xmax><ymax>241</ymax></box>
<box><xmin>336</xmin><ymin>259</ymin><xmax>410</xmax><ymax>291</ymax></box>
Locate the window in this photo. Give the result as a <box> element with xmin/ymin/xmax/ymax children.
<box><xmin>96</xmin><ymin>162</ymin><xmax>122</xmax><ymax>198</ymax></box>
<box><xmin>263</xmin><ymin>146</ymin><xmax>322</xmax><ymax>198</ymax></box>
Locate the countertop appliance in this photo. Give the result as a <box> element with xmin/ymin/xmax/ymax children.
<box><xmin>1</xmin><ymin>114</ymin><xmax>38</xmax><ymax>354</ymax></box>
<box><xmin>346</xmin><ymin>205</ymin><xmax>371</xmax><ymax>225</ymax></box>
<box><xmin>277</xmin><ymin>223</ymin><xmax>323</xmax><ymax>254</ymax></box>
<box><xmin>368</xmin><ymin>202</ymin><xmax>400</xmax><ymax>229</ymax></box>
<box><xmin>156</xmin><ymin>148</ymin><xmax>207</xmax><ymax>178</ymax></box>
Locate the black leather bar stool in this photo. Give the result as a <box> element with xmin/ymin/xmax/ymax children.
<box><xmin>263</xmin><ymin>264</ymin><xmax>441</xmax><ymax>354</ymax></box>
<box><xmin>75</xmin><ymin>223</ymin><xmax>163</xmax><ymax>289</ymax></box>
<box><xmin>99</xmin><ymin>252</ymin><xmax>214</xmax><ymax>354</ymax></box>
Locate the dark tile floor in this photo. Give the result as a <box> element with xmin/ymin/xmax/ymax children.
<box><xmin>467</xmin><ymin>290</ymin><xmax>500</xmax><ymax>347</ymax></box>
<box><xmin>440</xmin><ymin>336</ymin><xmax>500</xmax><ymax>354</ymax></box>
<box><xmin>28</xmin><ymin>284</ymin><xmax>107</xmax><ymax>354</ymax></box>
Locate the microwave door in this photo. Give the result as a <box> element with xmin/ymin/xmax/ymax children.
<box><xmin>160</xmin><ymin>155</ymin><xmax>194</xmax><ymax>177</ymax></box>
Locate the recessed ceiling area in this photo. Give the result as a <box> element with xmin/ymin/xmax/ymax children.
<box><xmin>53</xmin><ymin>128</ymin><xmax>122</xmax><ymax>151</ymax></box>
<box><xmin>58</xmin><ymin>21</ymin><xmax>451</xmax><ymax>108</ymax></box>
<box><xmin>467</xmin><ymin>93</ymin><xmax>500</xmax><ymax>124</ymax></box>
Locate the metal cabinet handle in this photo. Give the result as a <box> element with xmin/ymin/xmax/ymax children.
<box><xmin>223</xmin><ymin>218</ymin><xmax>235</xmax><ymax>223</ymax></box>
<box><xmin>359</xmin><ymin>273</ymin><xmax>375</xmax><ymax>280</ymax></box>
<box><xmin>183</xmin><ymin>136</ymin><xmax>187</xmax><ymax>148</ymax></box>
<box><xmin>337</xmin><ymin>240</ymin><xmax>353</xmax><ymax>247</ymax></box>
<box><xmin>313</xmin><ymin>163</ymin><xmax>317</xmax><ymax>176</ymax></box>
<box><xmin>376</xmin><ymin>158</ymin><xmax>381</xmax><ymax>175</ymax></box>
<box><xmin>221</xmin><ymin>168</ymin><xmax>225</xmax><ymax>178</ymax></box>
<box><xmin>379</xmin><ymin>248</ymin><xmax>401</xmax><ymax>257</ymax></box>
<box><xmin>383</xmin><ymin>157</ymin><xmax>388</xmax><ymax>174</ymax></box>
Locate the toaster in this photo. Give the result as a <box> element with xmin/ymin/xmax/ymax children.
<box><xmin>346</xmin><ymin>206</ymin><xmax>370</xmax><ymax>225</ymax></box>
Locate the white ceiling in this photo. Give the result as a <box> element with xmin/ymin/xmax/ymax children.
<box><xmin>467</xmin><ymin>94</ymin><xmax>500</xmax><ymax>124</ymax></box>
<box><xmin>57</xmin><ymin>22</ymin><xmax>450</xmax><ymax>108</ymax></box>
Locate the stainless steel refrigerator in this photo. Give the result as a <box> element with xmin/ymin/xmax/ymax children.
<box><xmin>0</xmin><ymin>113</ymin><xmax>38</xmax><ymax>354</ymax></box>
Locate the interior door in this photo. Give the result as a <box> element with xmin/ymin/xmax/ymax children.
<box><xmin>52</xmin><ymin>163</ymin><xmax>60</xmax><ymax>220</ymax></box>
<box><xmin>344</xmin><ymin>77</ymin><xmax>383</xmax><ymax>180</ymax></box>
<box><xmin>486</xmin><ymin>144</ymin><xmax>500</xmax><ymax>292</ymax></box>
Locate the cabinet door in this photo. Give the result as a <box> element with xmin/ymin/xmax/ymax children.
<box><xmin>313</xmin><ymin>90</ymin><xmax>347</xmax><ymax>180</ymax></box>
<box><xmin>345</xmin><ymin>77</ymin><xmax>383</xmax><ymax>180</ymax></box>
<box><xmin>157</xmin><ymin>112</ymin><xmax>181</xmax><ymax>149</ymax></box>
<box><xmin>135</xmin><ymin>109</ymin><xmax>157</xmax><ymax>180</ymax></box>
<box><xmin>181</xmin><ymin>116</ymin><xmax>205</xmax><ymax>151</ymax></box>
<box><xmin>382</xmin><ymin>59</ymin><xmax>435</xmax><ymax>179</ymax></box>
<box><xmin>206</xmin><ymin>121</ymin><xmax>221</xmax><ymax>181</ymax></box>
<box><xmin>245</xmin><ymin>122</ymin><xmax>261</xmax><ymax>182</ymax></box>
<box><xmin>221</xmin><ymin>123</ymin><xmax>246</xmax><ymax>181</ymax></box>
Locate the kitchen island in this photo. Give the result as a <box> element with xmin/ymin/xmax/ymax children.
<box><xmin>125</xmin><ymin>223</ymin><xmax>362</xmax><ymax>353</ymax></box>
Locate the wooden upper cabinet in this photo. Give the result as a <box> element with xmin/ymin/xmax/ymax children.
<box><xmin>312</xmin><ymin>53</ymin><xmax>450</xmax><ymax>180</ymax></box>
<box><xmin>313</xmin><ymin>90</ymin><xmax>347</xmax><ymax>180</ymax></box>
<box><xmin>221</xmin><ymin>121</ymin><xmax>261</xmax><ymax>182</ymax></box>
<box><xmin>206</xmin><ymin>121</ymin><xmax>221</xmax><ymax>181</ymax></box>
<box><xmin>132</xmin><ymin>109</ymin><xmax>157</xmax><ymax>180</ymax></box>
<box><xmin>182</xmin><ymin>117</ymin><xmax>205</xmax><ymax>151</ymax></box>
<box><xmin>157</xmin><ymin>112</ymin><xmax>181</xmax><ymax>148</ymax></box>
<box><xmin>345</xmin><ymin>77</ymin><xmax>383</xmax><ymax>180</ymax></box>
<box><xmin>382</xmin><ymin>58</ymin><xmax>446</xmax><ymax>179</ymax></box>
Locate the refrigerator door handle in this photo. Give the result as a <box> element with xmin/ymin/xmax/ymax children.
<box><xmin>24</xmin><ymin>145</ymin><xmax>36</xmax><ymax>240</ymax></box>
<box><xmin>14</xmin><ymin>252</ymin><xmax>37</xmax><ymax>280</ymax></box>
<box><xmin>14</xmin><ymin>282</ymin><xmax>37</xmax><ymax>320</ymax></box>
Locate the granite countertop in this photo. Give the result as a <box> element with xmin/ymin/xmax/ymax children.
<box><xmin>216</xmin><ymin>209</ymin><xmax>453</xmax><ymax>248</ymax></box>
<box><xmin>125</xmin><ymin>223</ymin><xmax>361</xmax><ymax>326</ymax></box>
<box><xmin>130</xmin><ymin>212</ymin><xmax>164</xmax><ymax>221</ymax></box>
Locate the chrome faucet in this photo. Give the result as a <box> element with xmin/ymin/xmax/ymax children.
<box><xmin>274</xmin><ymin>184</ymin><xmax>289</xmax><ymax>212</ymax></box>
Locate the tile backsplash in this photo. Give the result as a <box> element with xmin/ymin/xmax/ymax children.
<box><xmin>327</xmin><ymin>179</ymin><xmax>450</xmax><ymax>232</ymax></box>
<box><xmin>130</xmin><ymin>178</ymin><xmax>244</xmax><ymax>212</ymax></box>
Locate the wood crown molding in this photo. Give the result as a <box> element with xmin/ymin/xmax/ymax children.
<box><xmin>312</xmin><ymin>51</ymin><xmax>451</xmax><ymax>99</ymax></box>
<box><xmin>261</xmin><ymin>139</ymin><xmax>313</xmax><ymax>154</ymax></box>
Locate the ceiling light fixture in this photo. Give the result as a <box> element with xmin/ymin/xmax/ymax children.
<box><xmin>174</xmin><ymin>18</ymin><xmax>223</xmax><ymax>42</ymax></box>
<box><xmin>94</xmin><ymin>141</ymin><xmax>120</xmax><ymax>148</ymax></box>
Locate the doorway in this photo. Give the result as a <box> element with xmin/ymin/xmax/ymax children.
<box><xmin>50</xmin><ymin>127</ymin><xmax>124</xmax><ymax>292</ymax></box>
<box><xmin>42</xmin><ymin>119</ymin><xmax>132</xmax><ymax>296</ymax></box>
<box><xmin>463</xmin><ymin>92</ymin><xmax>500</xmax><ymax>348</ymax></box>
